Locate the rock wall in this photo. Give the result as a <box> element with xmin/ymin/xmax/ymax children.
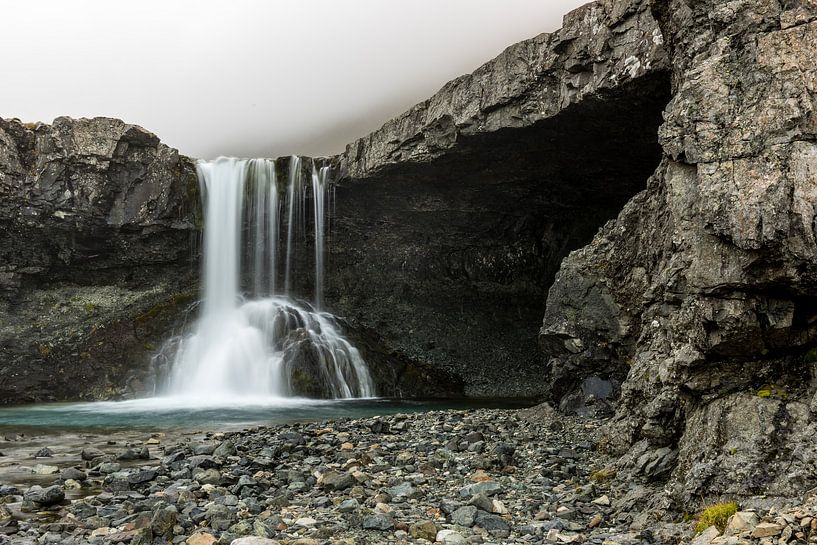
<box><xmin>0</xmin><ymin>117</ymin><xmax>199</xmax><ymax>404</ymax></box>
<box><xmin>541</xmin><ymin>0</ymin><xmax>817</xmax><ymax>507</ymax></box>
<box><xmin>330</xmin><ymin>0</ymin><xmax>670</xmax><ymax>397</ymax></box>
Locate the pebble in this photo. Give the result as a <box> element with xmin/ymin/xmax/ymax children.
<box><xmin>1</xmin><ymin>407</ymin><xmax>816</xmax><ymax>545</ymax></box>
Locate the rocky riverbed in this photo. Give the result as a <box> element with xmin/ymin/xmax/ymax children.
<box><xmin>1</xmin><ymin>406</ymin><xmax>815</xmax><ymax>545</ymax></box>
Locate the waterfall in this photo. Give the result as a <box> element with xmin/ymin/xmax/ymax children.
<box><xmin>284</xmin><ymin>155</ymin><xmax>300</xmax><ymax>295</ymax></box>
<box><xmin>159</xmin><ymin>157</ymin><xmax>374</xmax><ymax>401</ymax></box>
<box><xmin>312</xmin><ymin>162</ymin><xmax>328</xmax><ymax>309</ymax></box>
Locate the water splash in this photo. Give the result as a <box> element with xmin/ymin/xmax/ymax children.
<box><xmin>159</xmin><ymin>157</ymin><xmax>374</xmax><ymax>401</ymax></box>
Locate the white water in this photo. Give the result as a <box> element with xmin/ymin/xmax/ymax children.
<box><xmin>159</xmin><ymin>156</ymin><xmax>374</xmax><ymax>401</ymax></box>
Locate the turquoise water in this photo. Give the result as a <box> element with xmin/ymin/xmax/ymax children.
<box><xmin>0</xmin><ymin>397</ymin><xmax>531</xmax><ymax>432</ymax></box>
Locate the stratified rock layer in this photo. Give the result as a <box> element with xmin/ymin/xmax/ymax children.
<box><xmin>541</xmin><ymin>0</ymin><xmax>817</xmax><ymax>507</ymax></box>
<box><xmin>331</xmin><ymin>0</ymin><xmax>670</xmax><ymax>396</ymax></box>
<box><xmin>0</xmin><ymin>117</ymin><xmax>199</xmax><ymax>403</ymax></box>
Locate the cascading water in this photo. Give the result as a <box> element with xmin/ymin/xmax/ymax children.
<box><xmin>158</xmin><ymin>156</ymin><xmax>374</xmax><ymax>402</ymax></box>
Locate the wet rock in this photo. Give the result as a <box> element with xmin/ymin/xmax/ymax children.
<box><xmin>116</xmin><ymin>446</ymin><xmax>149</xmax><ymax>460</ymax></box>
<box><xmin>80</xmin><ymin>448</ymin><xmax>105</xmax><ymax>461</ymax></box>
<box><xmin>60</xmin><ymin>467</ymin><xmax>87</xmax><ymax>481</ymax></box>
<box><xmin>33</xmin><ymin>447</ymin><xmax>53</xmax><ymax>458</ymax></box>
<box><xmin>23</xmin><ymin>485</ymin><xmax>64</xmax><ymax>506</ymax></box>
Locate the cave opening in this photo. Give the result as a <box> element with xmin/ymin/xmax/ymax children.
<box><xmin>328</xmin><ymin>70</ymin><xmax>673</xmax><ymax>398</ymax></box>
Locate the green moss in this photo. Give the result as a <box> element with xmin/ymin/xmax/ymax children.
<box><xmin>590</xmin><ymin>467</ymin><xmax>616</xmax><ymax>482</ymax></box>
<box><xmin>695</xmin><ymin>502</ymin><xmax>738</xmax><ymax>534</ymax></box>
<box><xmin>83</xmin><ymin>303</ymin><xmax>96</xmax><ymax>313</ymax></box>
<box><xmin>757</xmin><ymin>384</ymin><xmax>787</xmax><ymax>400</ymax></box>
<box><xmin>805</xmin><ymin>347</ymin><xmax>817</xmax><ymax>364</ymax></box>
<box><xmin>134</xmin><ymin>292</ymin><xmax>195</xmax><ymax>325</ymax></box>
<box><xmin>289</xmin><ymin>368</ymin><xmax>316</xmax><ymax>396</ymax></box>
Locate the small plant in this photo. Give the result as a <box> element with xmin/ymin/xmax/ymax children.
<box><xmin>83</xmin><ymin>302</ymin><xmax>96</xmax><ymax>313</ymax></box>
<box><xmin>590</xmin><ymin>467</ymin><xmax>616</xmax><ymax>482</ymax></box>
<box><xmin>805</xmin><ymin>347</ymin><xmax>817</xmax><ymax>364</ymax></box>
<box><xmin>695</xmin><ymin>502</ymin><xmax>738</xmax><ymax>533</ymax></box>
<box><xmin>757</xmin><ymin>384</ymin><xmax>788</xmax><ymax>399</ymax></box>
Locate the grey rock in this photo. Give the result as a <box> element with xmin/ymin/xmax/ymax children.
<box><xmin>23</xmin><ymin>485</ymin><xmax>64</xmax><ymax>506</ymax></box>
<box><xmin>459</xmin><ymin>481</ymin><xmax>501</xmax><ymax>498</ymax></box>
<box><xmin>451</xmin><ymin>505</ymin><xmax>477</xmax><ymax>527</ymax></box>
<box><xmin>474</xmin><ymin>510</ymin><xmax>510</xmax><ymax>535</ymax></box>
<box><xmin>60</xmin><ymin>468</ymin><xmax>87</xmax><ymax>482</ymax></box>
<box><xmin>337</xmin><ymin>498</ymin><xmax>359</xmax><ymax>513</ymax></box>
<box><xmin>387</xmin><ymin>481</ymin><xmax>418</xmax><ymax>500</ymax></box>
<box><xmin>321</xmin><ymin>471</ymin><xmax>355</xmax><ymax>491</ymax></box>
<box><xmin>362</xmin><ymin>513</ymin><xmax>394</xmax><ymax>531</ymax></box>
<box><xmin>80</xmin><ymin>448</ymin><xmax>104</xmax><ymax>461</ymax></box>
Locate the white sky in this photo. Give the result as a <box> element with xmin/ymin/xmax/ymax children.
<box><xmin>2</xmin><ymin>0</ymin><xmax>588</xmax><ymax>159</ymax></box>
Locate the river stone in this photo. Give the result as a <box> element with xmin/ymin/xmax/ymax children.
<box><xmin>194</xmin><ymin>468</ymin><xmax>221</xmax><ymax>485</ymax></box>
<box><xmin>80</xmin><ymin>447</ymin><xmax>105</xmax><ymax>461</ymax></box>
<box><xmin>213</xmin><ymin>440</ymin><xmax>236</xmax><ymax>458</ymax></box>
<box><xmin>337</xmin><ymin>498</ymin><xmax>359</xmax><ymax>513</ymax></box>
<box><xmin>33</xmin><ymin>447</ymin><xmax>53</xmax><ymax>458</ymax></box>
<box><xmin>230</xmin><ymin>538</ymin><xmax>281</xmax><ymax>545</ymax></box>
<box><xmin>362</xmin><ymin>513</ymin><xmax>394</xmax><ymax>531</ymax></box>
<box><xmin>459</xmin><ymin>481</ymin><xmax>501</xmax><ymax>498</ymax></box>
<box><xmin>151</xmin><ymin>506</ymin><xmax>177</xmax><ymax>537</ymax></box>
<box><xmin>187</xmin><ymin>533</ymin><xmax>217</xmax><ymax>545</ymax></box>
<box><xmin>128</xmin><ymin>468</ymin><xmax>157</xmax><ymax>484</ymax></box>
<box><xmin>474</xmin><ymin>510</ymin><xmax>510</xmax><ymax>535</ymax></box>
<box><xmin>320</xmin><ymin>471</ymin><xmax>355</xmax><ymax>491</ymax></box>
<box><xmin>23</xmin><ymin>485</ymin><xmax>64</xmax><ymax>506</ymax></box>
<box><xmin>32</xmin><ymin>464</ymin><xmax>59</xmax><ymax>475</ymax></box>
<box><xmin>98</xmin><ymin>462</ymin><xmax>121</xmax><ymax>474</ymax></box>
<box><xmin>60</xmin><ymin>467</ymin><xmax>87</xmax><ymax>481</ymax></box>
<box><xmin>387</xmin><ymin>481</ymin><xmax>418</xmax><ymax>500</ymax></box>
<box><xmin>468</xmin><ymin>493</ymin><xmax>494</xmax><ymax>512</ymax></box>
<box><xmin>439</xmin><ymin>531</ymin><xmax>467</xmax><ymax>545</ymax></box>
<box><xmin>117</xmin><ymin>447</ymin><xmax>149</xmax><ymax>460</ymax></box>
<box><xmin>409</xmin><ymin>520</ymin><xmax>437</xmax><ymax>541</ymax></box>
<box><xmin>451</xmin><ymin>505</ymin><xmax>477</xmax><ymax>526</ymax></box>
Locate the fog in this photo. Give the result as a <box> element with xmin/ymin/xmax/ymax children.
<box><xmin>1</xmin><ymin>0</ymin><xmax>588</xmax><ymax>159</ymax></box>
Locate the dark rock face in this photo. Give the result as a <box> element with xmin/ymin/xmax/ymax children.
<box><xmin>541</xmin><ymin>0</ymin><xmax>817</xmax><ymax>506</ymax></box>
<box><xmin>0</xmin><ymin>117</ymin><xmax>199</xmax><ymax>404</ymax></box>
<box><xmin>330</xmin><ymin>0</ymin><xmax>670</xmax><ymax>396</ymax></box>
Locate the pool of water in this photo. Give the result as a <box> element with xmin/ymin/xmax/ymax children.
<box><xmin>0</xmin><ymin>397</ymin><xmax>533</xmax><ymax>432</ymax></box>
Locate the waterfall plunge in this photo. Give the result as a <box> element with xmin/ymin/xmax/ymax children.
<box><xmin>160</xmin><ymin>157</ymin><xmax>374</xmax><ymax>402</ymax></box>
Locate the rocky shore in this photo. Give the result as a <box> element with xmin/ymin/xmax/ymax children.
<box><xmin>1</xmin><ymin>407</ymin><xmax>815</xmax><ymax>545</ymax></box>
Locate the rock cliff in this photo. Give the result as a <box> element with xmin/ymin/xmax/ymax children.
<box><xmin>541</xmin><ymin>0</ymin><xmax>817</xmax><ymax>509</ymax></box>
<box><xmin>0</xmin><ymin>117</ymin><xmax>199</xmax><ymax>403</ymax></box>
<box><xmin>331</xmin><ymin>0</ymin><xmax>671</xmax><ymax>396</ymax></box>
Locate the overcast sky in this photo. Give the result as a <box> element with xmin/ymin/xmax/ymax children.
<box><xmin>2</xmin><ymin>0</ymin><xmax>588</xmax><ymax>159</ymax></box>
